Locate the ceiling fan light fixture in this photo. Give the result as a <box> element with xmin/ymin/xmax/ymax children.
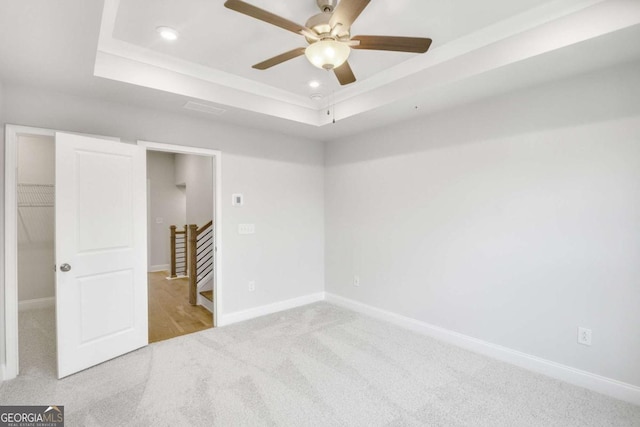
<box><xmin>305</xmin><ymin>39</ymin><xmax>350</xmax><ymax>70</ymax></box>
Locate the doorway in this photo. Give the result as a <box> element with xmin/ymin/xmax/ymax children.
<box><xmin>15</xmin><ymin>134</ymin><xmax>56</xmax><ymax>377</ymax></box>
<box><xmin>4</xmin><ymin>125</ymin><xmax>62</xmax><ymax>380</ymax></box>
<box><xmin>146</xmin><ymin>149</ymin><xmax>218</xmax><ymax>342</ymax></box>
<box><xmin>3</xmin><ymin>127</ymin><xmax>222</xmax><ymax>380</ymax></box>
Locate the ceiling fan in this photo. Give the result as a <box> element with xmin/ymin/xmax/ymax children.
<box><xmin>224</xmin><ymin>0</ymin><xmax>432</xmax><ymax>85</ymax></box>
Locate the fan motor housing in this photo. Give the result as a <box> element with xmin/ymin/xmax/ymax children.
<box><xmin>305</xmin><ymin>11</ymin><xmax>350</xmax><ymax>43</ymax></box>
<box><xmin>306</xmin><ymin>13</ymin><xmax>332</xmax><ymax>35</ymax></box>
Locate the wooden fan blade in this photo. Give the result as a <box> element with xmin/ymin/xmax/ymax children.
<box><xmin>224</xmin><ymin>0</ymin><xmax>315</xmax><ymax>38</ymax></box>
<box><xmin>252</xmin><ymin>48</ymin><xmax>306</xmax><ymax>70</ymax></box>
<box><xmin>330</xmin><ymin>0</ymin><xmax>371</xmax><ymax>29</ymax></box>
<box><xmin>333</xmin><ymin>61</ymin><xmax>356</xmax><ymax>86</ymax></box>
<box><xmin>351</xmin><ymin>35</ymin><xmax>432</xmax><ymax>53</ymax></box>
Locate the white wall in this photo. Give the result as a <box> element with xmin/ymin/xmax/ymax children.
<box><xmin>1</xmin><ymin>85</ymin><xmax>325</xmax><ymax>318</ymax></box>
<box><xmin>17</xmin><ymin>246</ymin><xmax>54</xmax><ymax>301</ymax></box>
<box><xmin>17</xmin><ymin>135</ymin><xmax>54</xmax><ymax>184</ymax></box>
<box><xmin>325</xmin><ymin>61</ymin><xmax>640</xmax><ymax>387</ymax></box>
<box><xmin>0</xmin><ymin>78</ymin><xmax>5</xmax><ymax>375</ymax></box>
<box><xmin>175</xmin><ymin>153</ymin><xmax>213</xmax><ymax>227</ymax></box>
<box><xmin>17</xmin><ymin>135</ymin><xmax>55</xmax><ymax>301</ymax></box>
<box><xmin>175</xmin><ymin>153</ymin><xmax>214</xmax><ymax>293</ymax></box>
<box><xmin>147</xmin><ymin>151</ymin><xmax>186</xmax><ymax>271</ymax></box>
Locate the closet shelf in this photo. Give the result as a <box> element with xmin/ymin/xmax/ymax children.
<box><xmin>17</xmin><ymin>183</ymin><xmax>54</xmax><ymax>207</ymax></box>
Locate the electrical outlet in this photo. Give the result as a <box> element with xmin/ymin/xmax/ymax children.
<box><xmin>577</xmin><ymin>327</ymin><xmax>592</xmax><ymax>346</ymax></box>
<box><xmin>248</xmin><ymin>281</ymin><xmax>255</xmax><ymax>292</ymax></box>
<box><xmin>353</xmin><ymin>275</ymin><xmax>360</xmax><ymax>287</ymax></box>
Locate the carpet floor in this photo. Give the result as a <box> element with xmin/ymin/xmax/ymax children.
<box><xmin>2</xmin><ymin>302</ymin><xmax>639</xmax><ymax>426</ymax></box>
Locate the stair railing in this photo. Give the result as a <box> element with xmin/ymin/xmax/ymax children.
<box><xmin>188</xmin><ymin>220</ymin><xmax>214</xmax><ymax>305</ymax></box>
<box><xmin>169</xmin><ymin>224</ymin><xmax>188</xmax><ymax>278</ymax></box>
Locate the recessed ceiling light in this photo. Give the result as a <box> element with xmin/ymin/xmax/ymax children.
<box><xmin>156</xmin><ymin>26</ymin><xmax>179</xmax><ymax>41</ymax></box>
<box><xmin>308</xmin><ymin>80</ymin><xmax>321</xmax><ymax>89</ymax></box>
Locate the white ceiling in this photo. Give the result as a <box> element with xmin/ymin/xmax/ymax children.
<box><xmin>1</xmin><ymin>0</ymin><xmax>640</xmax><ymax>141</ymax></box>
<box><xmin>110</xmin><ymin>0</ymin><xmax>543</xmax><ymax>95</ymax></box>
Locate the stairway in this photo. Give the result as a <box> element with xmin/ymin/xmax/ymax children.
<box><xmin>170</xmin><ymin>220</ymin><xmax>214</xmax><ymax>307</ymax></box>
<box><xmin>199</xmin><ymin>290</ymin><xmax>214</xmax><ymax>313</ymax></box>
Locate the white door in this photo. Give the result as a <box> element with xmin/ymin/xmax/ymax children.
<box><xmin>55</xmin><ymin>132</ymin><xmax>147</xmax><ymax>378</ymax></box>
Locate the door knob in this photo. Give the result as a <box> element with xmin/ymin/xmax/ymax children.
<box><xmin>60</xmin><ymin>263</ymin><xmax>72</xmax><ymax>272</ymax></box>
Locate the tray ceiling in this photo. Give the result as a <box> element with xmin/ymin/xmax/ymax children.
<box><xmin>95</xmin><ymin>0</ymin><xmax>640</xmax><ymax>129</ymax></box>
<box><xmin>1</xmin><ymin>0</ymin><xmax>639</xmax><ymax>140</ymax></box>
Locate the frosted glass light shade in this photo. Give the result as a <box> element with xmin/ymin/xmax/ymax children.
<box><xmin>305</xmin><ymin>40</ymin><xmax>350</xmax><ymax>70</ymax></box>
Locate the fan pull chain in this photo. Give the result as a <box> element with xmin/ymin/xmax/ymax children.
<box><xmin>332</xmin><ymin>91</ymin><xmax>336</xmax><ymax>124</ymax></box>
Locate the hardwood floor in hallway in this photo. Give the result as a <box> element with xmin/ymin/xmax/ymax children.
<box><xmin>147</xmin><ymin>271</ymin><xmax>213</xmax><ymax>343</ymax></box>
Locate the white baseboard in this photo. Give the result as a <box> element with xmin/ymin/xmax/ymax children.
<box><xmin>19</xmin><ymin>297</ymin><xmax>55</xmax><ymax>311</ymax></box>
<box><xmin>218</xmin><ymin>292</ymin><xmax>325</xmax><ymax>327</ymax></box>
<box><xmin>148</xmin><ymin>264</ymin><xmax>170</xmax><ymax>273</ymax></box>
<box><xmin>324</xmin><ymin>292</ymin><xmax>640</xmax><ymax>406</ymax></box>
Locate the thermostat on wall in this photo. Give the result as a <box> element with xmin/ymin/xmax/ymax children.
<box><xmin>232</xmin><ymin>193</ymin><xmax>243</xmax><ymax>206</ymax></box>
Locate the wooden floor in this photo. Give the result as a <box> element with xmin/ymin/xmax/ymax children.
<box><xmin>148</xmin><ymin>271</ymin><xmax>213</xmax><ymax>343</ymax></box>
<box><xmin>200</xmin><ymin>290</ymin><xmax>213</xmax><ymax>302</ymax></box>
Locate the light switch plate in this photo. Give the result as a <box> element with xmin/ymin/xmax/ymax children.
<box><xmin>232</xmin><ymin>193</ymin><xmax>243</xmax><ymax>206</ymax></box>
<box><xmin>238</xmin><ymin>224</ymin><xmax>255</xmax><ymax>234</ymax></box>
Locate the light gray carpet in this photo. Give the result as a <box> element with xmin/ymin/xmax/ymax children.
<box><xmin>2</xmin><ymin>303</ymin><xmax>639</xmax><ymax>426</ymax></box>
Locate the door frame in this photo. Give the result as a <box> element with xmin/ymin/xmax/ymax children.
<box><xmin>137</xmin><ymin>140</ymin><xmax>222</xmax><ymax>329</ymax></box>
<box><xmin>3</xmin><ymin>128</ymin><xmax>223</xmax><ymax>380</ymax></box>
<box><xmin>3</xmin><ymin>125</ymin><xmax>57</xmax><ymax>380</ymax></box>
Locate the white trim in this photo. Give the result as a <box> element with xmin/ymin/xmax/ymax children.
<box><xmin>218</xmin><ymin>293</ymin><xmax>326</xmax><ymax>327</ymax></box>
<box><xmin>18</xmin><ymin>297</ymin><xmax>55</xmax><ymax>312</ymax></box>
<box><xmin>137</xmin><ymin>140</ymin><xmax>222</xmax><ymax>329</ymax></box>
<box><xmin>324</xmin><ymin>293</ymin><xmax>640</xmax><ymax>406</ymax></box>
<box><xmin>148</xmin><ymin>264</ymin><xmax>170</xmax><ymax>273</ymax></box>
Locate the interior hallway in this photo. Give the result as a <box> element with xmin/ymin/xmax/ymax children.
<box><xmin>147</xmin><ymin>271</ymin><xmax>213</xmax><ymax>343</ymax></box>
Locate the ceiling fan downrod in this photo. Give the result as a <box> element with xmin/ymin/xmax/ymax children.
<box><xmin>316</xmin><ymin>0</ymin><xmax>337</xmax><ymax>13</ymax></box>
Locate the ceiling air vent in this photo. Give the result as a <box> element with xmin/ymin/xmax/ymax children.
<box><xmin>183</xmin><ymin>101</ymin><xmax>227</xmax><ymax>116</ymax></box>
